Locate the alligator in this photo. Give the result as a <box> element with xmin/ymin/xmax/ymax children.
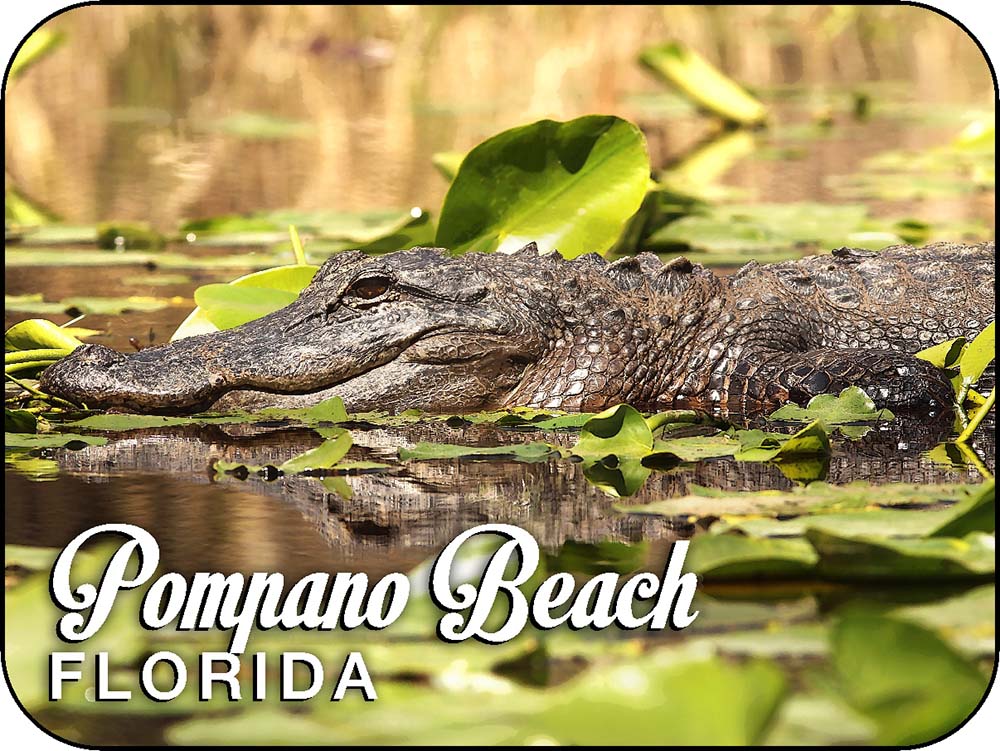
<box><xmin>40</xmin><ymin>240</ymin><xmax>995</xmax><ymax>416</ymax></box>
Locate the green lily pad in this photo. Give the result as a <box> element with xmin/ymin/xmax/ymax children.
<box><xmin>639</xmin><ymin>42</ymin><xmax>768</xmax><ymax>126</ymax></box>
<box><xmin>647</xmin><ymin>202</ymin><xmax>902</xmax><ymax>255</ymax></box>
<box><xmin>529</xmin><ymin>655</ymin><xmax>786</xmax><ymax>745</ymax></box>
<box><xmin>733</xmin><ymin>420</ymin><xmax>831</xmax><ymax>462</ymax></box>
<box><xmin>770</xmin><ymin>387</ymin><xmax>894</xmax><ymax>424</ymax></box>
<box><xmin>831</xmin><ymin>615</ymin><xmax>990</xmax><ymax>745</ymax></box>
<box><xmin>959</xmin><ymin>321</ymin><xmax>995</xmax><ymax>387</ymax></box>
<box><xmin>436</xmin><ymin>115</ymin><xmax>650</xmax><ymax>258</ymax></box>
<box><xmin>684</xmin><ymin>534</ymin><xmax>819</xmax><ymax>579</ymax></box>
<box><xmin>916</xmin><ymin>336</ymin><xmax>967</xmax><ymax>369</ymax></box>
<box><xmin>572</xmin><ymin>404</ymin><xmax>653</xmax><ymax>459</ymax></box>
<box><xmin>5</xmin><ymin>319</ymin><xmax>89</xmax><ymax>352</ymax></box>
<box><xmin>929</xmin><ymin>480</ymin><xmax>995</xmax><ymax>538</ymax></box>
<box><xmin>4</xmin><ymin>432</ymin><xmax>108</xmax><ymax>448</ymax></box>
<box><xmin>279</xmin><ymin>431</ymin><xmax>353</xmax><ymax>473</ymax></box>
<box><xmin>4</xmin><ymin>409</ymin><xmax>37</xmax><ymax>433</ymax></box>
<box><xmin>5</xmin><ymin>293</ymin><xmax>173</xmax><ymax>316</ymax></box>
<box><xmin>809</xmin><ymin>529</ymin><xmax>995</xmax><ymax>579</ymax></box>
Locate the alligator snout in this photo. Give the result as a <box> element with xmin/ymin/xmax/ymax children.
<box><xmin>40</xmin><ymin>342</ymin><xmax>222</xmax><ymax>413</ymax></box>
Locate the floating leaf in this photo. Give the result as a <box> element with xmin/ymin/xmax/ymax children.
<box><xmin>684</xmin><ymin>534</ymin><xmax>819</xmax><ymax>579</ymax></box>
<box><xmin>770</xmin><ymin>387</ymin><xmax>894</xmax><ymax>424</ymax></box>
<box><xmin>532</xmin><ymin>656</ymin><xmax>786</xmax><ymax>745</ymax></box>
<box><xmin>809</xmin><ymin>529</ymin><xmax>995</xmax><ymax>579</ymax></box>
<box><xmin>4</xmin><ymin>433</ymin><xmax>107</xmax><ymax>448</ymax></box>
<box><xmin>4</xmin><ymin>318</ymin><xmax>86</xmax><ymax>352</ymax></box>
<box><xmin>572</xmin><ymin>404</ymin><xmax>653</xmax><ymax>459</ymax></box>
<box><xmin>831</xmin><ymin>615</ymin><xmax>990</xmax><ymax>745</ymax></box>
<box><xmin>4</xmin><ymin>409</ymin><xmax>37</xmax><ymax>433</ymax></box>
<box><xmin>279</xmin><ymin>431</ymin><xmax>353</xmax><ymax>473</ymax></box>
<box><xmin>647</xmin><ymin>202</ymin><xmax>900</xmax><ymax>254</ymax></box>
<box><xmin>928</xmin><ymin>480</ymin><xmax>995</xmax><ymax>538</ymax></box>
<box><xmin>95</xmin><ymin>221</ymin><xmax>166</xmax><ymax>250</ymax></box>
<box><xmin>436</xmin><ymin>115</ymin><xmax>650</xmax><ymax>258</ymax></box>
<box><xmin>639</xmin><ymin>42</ymin><xmax>768</xmax><ymax>126</ymax></box>
<box><xmin>5</xmin><ymin>293</ymin><xmax>173</xmax><ymax>316</ymax></box>
<box><xmin>733</xmin><ymin>420</ymin><xmax>831</xmax><ymax>462</ymax></box>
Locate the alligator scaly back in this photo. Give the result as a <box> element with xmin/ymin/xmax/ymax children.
<box><xmin>40</xmin><ymin>241</ymin><xmax>994</xmax><ymax>416</ymax></box>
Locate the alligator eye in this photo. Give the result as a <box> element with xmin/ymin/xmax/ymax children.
<box><xmin>345</xmin><ymin>275</ymin><xmax>391</xmax><ymax>301</ymax></box>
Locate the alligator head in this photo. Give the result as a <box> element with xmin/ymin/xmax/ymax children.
<box><xmin>41</xmin><ymin>246</ymin><xmax>563</xmax><ymax>414</ymax></box>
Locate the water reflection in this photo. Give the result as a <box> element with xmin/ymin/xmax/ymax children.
<box><xmin>5</xmin><ymin>415</ymin><xmax>990</xmax><ymax>578</ymax></box>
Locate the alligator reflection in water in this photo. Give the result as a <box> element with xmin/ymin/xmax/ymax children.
<box><xmin>6</xmin><ymin>414</ymin><xmax>992</xmax><ymax>579</ymax></box>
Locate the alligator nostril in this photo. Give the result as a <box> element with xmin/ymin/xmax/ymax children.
<box><xmin>74</xmin><ymin>344</ymin><xmax>126</xmax><ymax>366</ymax></box>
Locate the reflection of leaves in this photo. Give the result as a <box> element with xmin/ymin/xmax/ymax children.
<box><xmin>831</xmin><ymin>615</ymin><xmax>990</xmax><ymax>745</ymax></box>
<box><xmin>581</xmin><ymin>455</ymin><xmax>651</xmax><ymax>498</ymax></box>
<box><xmin>199</xmin><ymin>112</ymin><xmax>316</xmax><ymax>140</ymax></box>
<box><xmin>436</xmin><ymin>116</ymin><xmax>650</xmax><ymax>258</ymax></box>
<box><xmin>770</xmin><ymin>386</ymin><xmax>894</xmax><ymax>424</ymax></box>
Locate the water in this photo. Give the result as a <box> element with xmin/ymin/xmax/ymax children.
<box><xmin>5</xmin><ymin>7</ymin><xmax>996</xmax><ymax>746</ymax></box>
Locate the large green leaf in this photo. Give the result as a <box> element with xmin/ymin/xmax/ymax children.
<box><xmin>532</xmin><ymin>656</ymin><xmax>786</xmax><ymax>745</ymax></box>
<box><xmin>436</xmin><ymin>116</ymin><xmax>650</xmax><ymax>258</ymax></box>
<box><xmin>810</xmin><ymin>529</ymin><xmax>995</xmax><ymax>579</ymax></box>
<box><xmin>684</xmin><ymin>534</ymin><xmax>819</xmax><ymax>579</ymax></box>
<box><xmin>831</xmin><ymin>615</ymin><xmax>990</xmax><ymax>745</ymax></box>
<box><xmin>4</xmin><ymin>318</ymin><xmax>87</xmax><ymax>352</ymax></box>
<box><xmin>639</xmin><ymin>42</ymin><xmax>768</xmax><ymax>126</ymax></box>
<box><xmin>572</xmin><ymin>404</ymin><xmax>653</xmax><ymax>459</ymax></box>
<box><xmin>172</xmin><ymin>264</ymin><xmax>317</xmax><ymax>339</ymax></box>
<box><xmin>279</xmin><ymin>431</ymin><xmax>353</xmax><ymax>473</ymax></box>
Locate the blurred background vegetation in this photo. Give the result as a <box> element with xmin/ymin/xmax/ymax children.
<box><xmin>4</xmin><ymin>4</ymin><xmax>995</xmax><ymax>230</ymax></box>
